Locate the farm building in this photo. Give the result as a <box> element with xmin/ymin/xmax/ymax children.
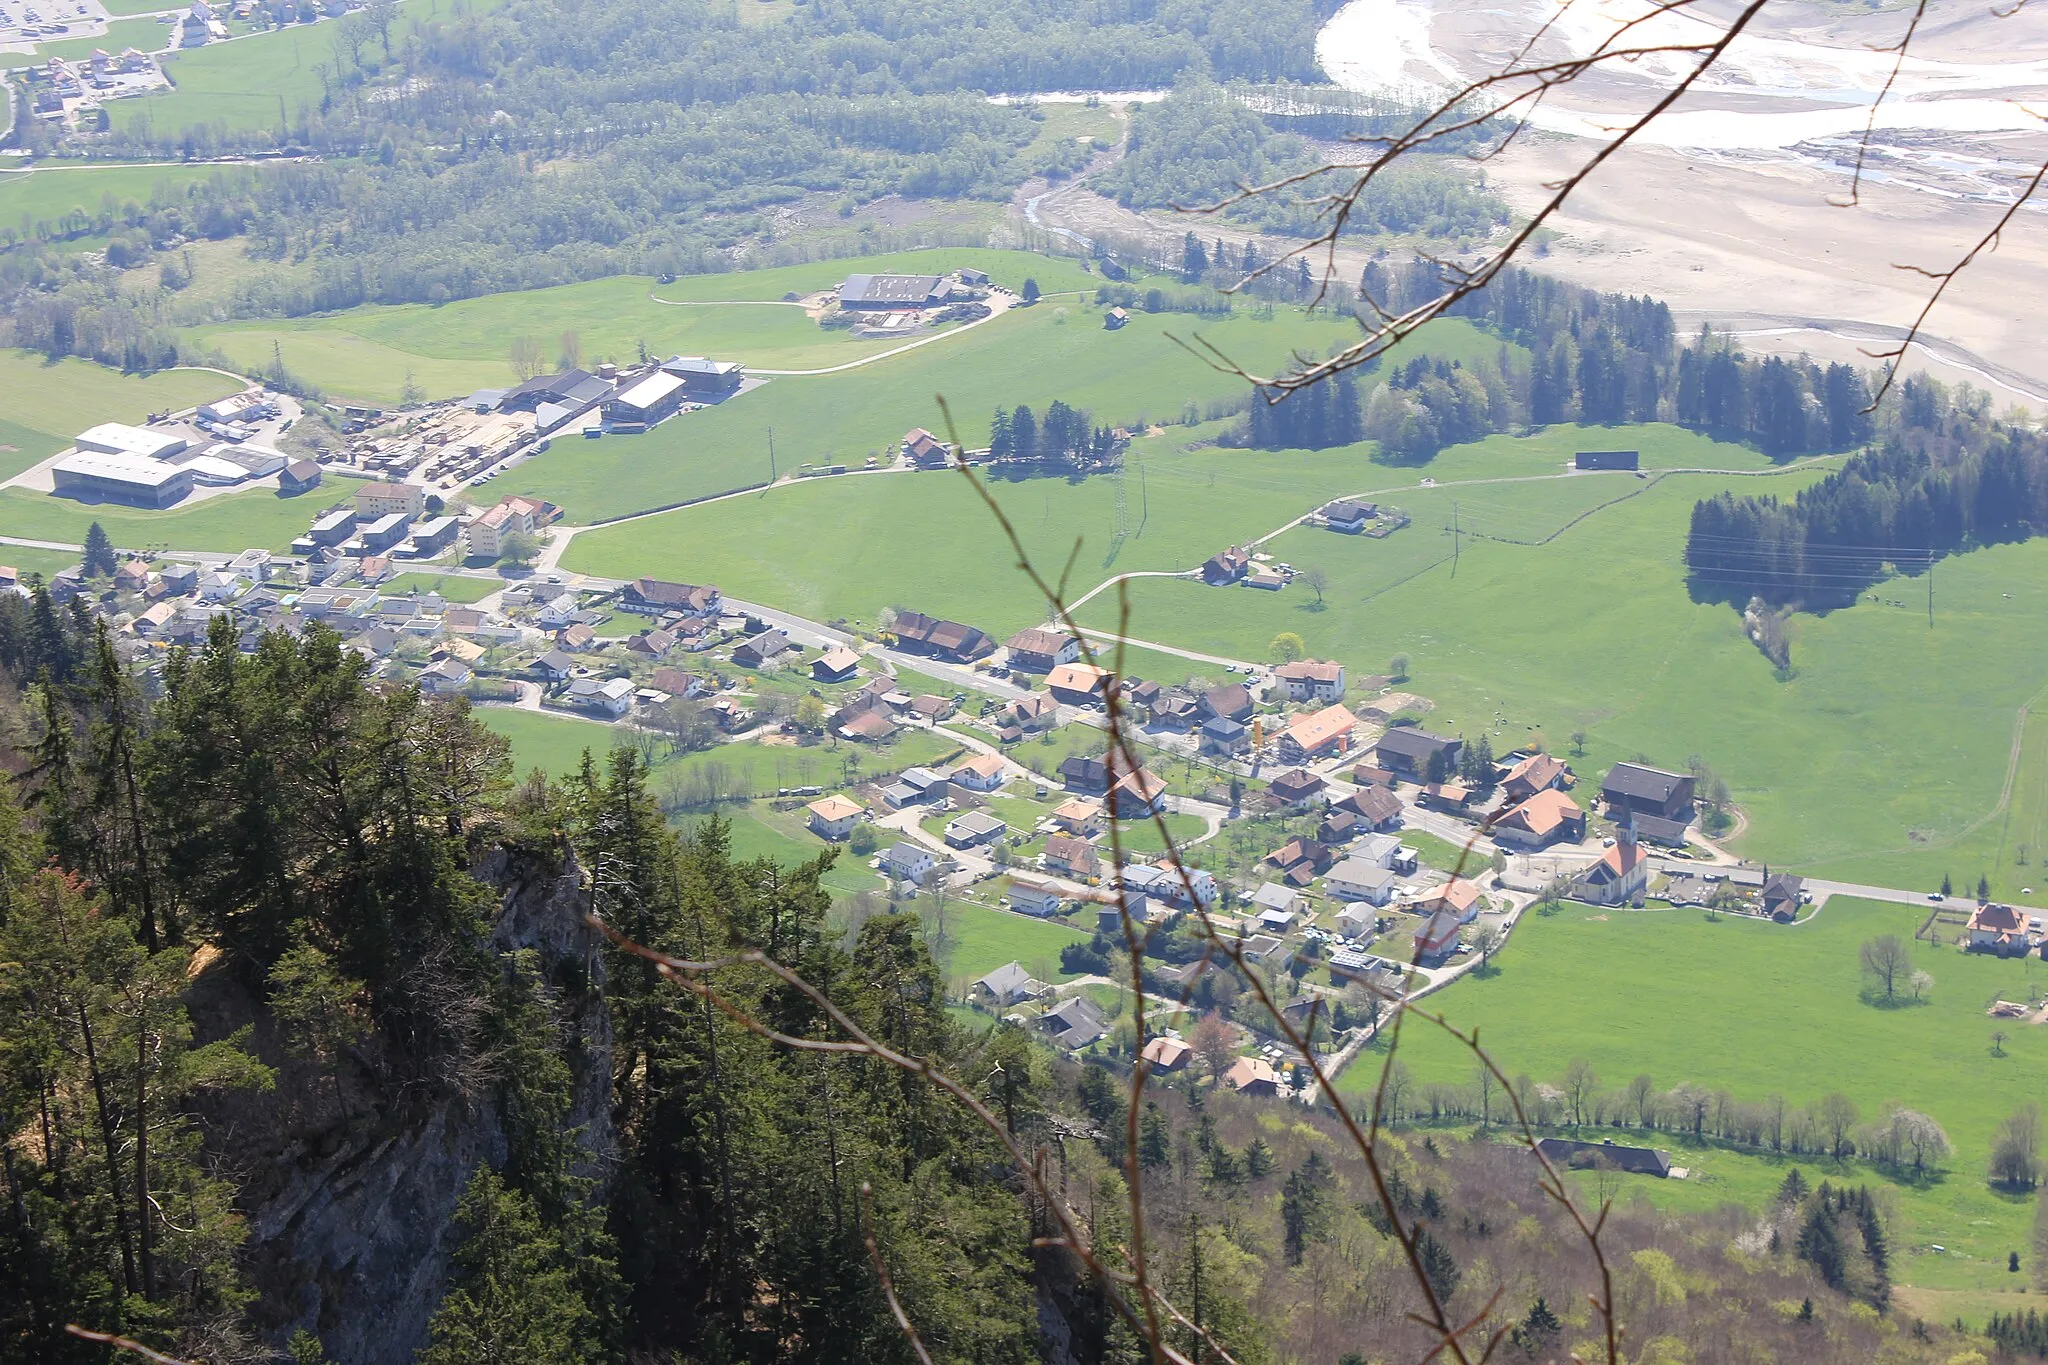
<box><xmin>1574</xmin><ymin>450</ymin><xmax>1640</xmax><ymax>471</ymax></box>
<box><xmin>1374</xmin><ymin>727</ymin><xmax>1464</xmax><ymax>780</ymax></box>
<box><xmin>660</xmin><ymin>355</ymin><xmax>744</xmax><ymax>398</ymax></box>
<box><xmin>604</xmin><ymin>370</ymin><xmax>689</xmax><ymax>432</ymax></box>
<box><xmin>838</xmin><ymin>273</ymin><xmax>952</xmax><ymax>310</ymax></box>
<box><xmin>1005</xmin><ymin>627</ymin><xmax>1082</xmax><ymax>674</ymax></box>
<box><xmin>1600</xmin><ymin>763</ymin><xmax>1696</xmax><ymax>843</ymax></box>
<box><xmin>1274</xmin><ymin>659</ymin><xmax>1346</xmax><ymax>702</ymax></box>
<box><xmin>890</xmin><ymin>610</ymin><xmax>993</xmax><ymax>662</ymax></box>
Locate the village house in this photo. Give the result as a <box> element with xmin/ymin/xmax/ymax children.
<box><xmin>1277</xmin><ymin>705</ymin><xmax>1357</xmax><ymax>765</ymax></box>
<box><xmin>806</xmin><ymin>794</ymin><xmax>864</xmax><ymax>841</ymax></box>
<box><xmin>1040</xmin><ymin>834</ymin><xmax>1101</xmax><ymax>881</ymax></box>
<box><xmin>1761</xmin><ymin>872</ymin><xmax>1806</xmax><ymax>922</ymax></box>
<box><xmin>1042</xmin><ymin>662</ymin><xmax>1110</xmax><ymax>708</ymax></box>
<box><xmin>901</xmin><ymin>427</ymin><xmax>953</xmax><ymax>469</ymax></box>
<box><xmin>1141</xmin><ymin>1036</ymin><xmax>1191</xmax><ymax>1071</ymax></box>
<box><xmin>1326</xmin><ymin>857</ymin><xmax>1399</xmax><ymax>906</ymax></box>
<box><xmin>811</xmin><ymin>645</ymin><xmax>861</xmax><ymax>682</ymax></box>
<box><xmin>558</xmin><ymin>622</ymin><xmax>598</xmax><ymax>652</ymax></box>
<box><xmin>999</xmin><ymin>691</ymin><xmax>1061</xmax><ymax>735</ymax></box>
<box><xmin>1240</xmin><ymin>934</ymin><xmax>1293</xmax><ymax>972</ymax></box>
<box><xmin>528</xmin><ymin>648</ymin><xmax>576</xmax><ymax>682</ymax></box>
<box><xmin>1536</xmin><ymin>1138</ymin><xmax>1672</xmax><ymax>1178</ymax></box>
<box><xmin>650</xmin><ymin>667</ymin><xmax>708</xmax><ymax>700</ymax></box>
<box><xmin>418</xmin><ymin>657</ymin><xmax>472</xmax><ymax>695</ymax></box>
<box><xmin>1273</xmin><ymin>659</ymin><xmax>1347</xmax><ymax>702</ymax></box>
<box><xmin>1266</xmin><ymin>836</ymin><xmax>1337</xmax><ymax>886</ymax></box>
<box><xmin>973</xmin><ymin>962</ymin><xmax>1046</xmax><ymax>1007</ymax></box>
<box><xmin>906</xmin><ymin>694</ymin><xmax>957</xmax><ymax>723</ymax></box>
<box><xmin>1202</xmin><ymin>716</ymin><xmax>1250</xmax><ymax>757</ymax></box>
<box><xmin>620</xmin><ymin>577</ymin><xmax>721</xmax><ymax>617</ymax></box>
<box><xmin>1968</xmin><ymin>901</ymin><xmax>2030</xmax><ymax>954</ymax></box>
<box><xmin>944</xmin><ymin>811</ymin><xmax>1008</xmax><ymax>849</ymax></box>
<box><xmin>1199</xmin><ymin>681</ymin><xmax>1254</xmax><ymax>724</ymax></box>
<box><xmin>1321</xmin><ymin>499</ymin><xmax>1376</xmax><ymax>534</ymax></box>
<box><xmin>354</xmin><ymin>481</ymin><xmax>425</xmax><ymax>519</ymax></box>
<box><xmin>1499</xmin><ymin>752</ymin><xmax>1570</xmax><ymax>803</ymax></box>
<box><xmin>1490</xmin><ymin>789</ymin><xmax>1587</xmax><ymax>850</ymax></box>
<box><xmin>1374</xmin><ymin>727</ymin><xmax>1464</xmax><ymax>780</ymax></box>
<box><xmin>1420</xmin><ymin>782</ymin><xmax>1476</xmax><ymax>814</ymax></box>
<box><xmin>1318</xmin><ymin>809</ymin><xmax>1363</xmax><ymax>845</ymax></box>
<box><xmin>947</xmin><ymin>753</ymin><xmax>1008</xmax><ymax>792</ymax></box>
<box><xmin>1050</xmin><ymin>797</ymin><xmax>1105</xmax><ymax>837</ymax></box>
<box><xmin>1600</xmin><ymin>762</ymin><xmax>1696</xmax><ymax>845</ymax></box>
<box><xmin>1006</xmin><ymin>875</ymin><xmax>1066</xmax><ymax>918</ymax></box>
<box><xmin>567</xmin><ymin>677</ymin><xmax>636</xmax><ymax>718</ymax></box>
<box><xmin>1224</xmin><ymin>1057</ymin><xmax>1280</xmax><ymax>1097</ymax></box>
<box><xmin>1268</xmin><ymin>767</ymin><xmax>1327</xmax><ymax>808</ymax></box>
<box><xmin>1004</xmin><ymin>627</ymin><xmax>1082</xmax><ymax>675</ymax></box>
<box><xmin>1104</xmin><ymin>306</ymin><xmax>1130</xmax><ymax>331</ymax></box>
<box><xmin>625</xmin><ymin>628</ymin><xmax>678</xmax><ymax>659</ymax></box>
<box><xmin>1201</xmin><ymin>546</ymin><xmax>1251</xmax><ymax>585</ymax></box>
<box><xmin>880</xmin><ymin>767</ymin><xmax>949</xmax><ymax>809</ymax></box>
<box><xmin>733</xmin><ymin>628</ymin><xmax>794</xmax><ymax>668</ymax></box>
<box><xmin>880</xmin><ymin>842</ymin><xmax>939</xmax><ymax>886</ymax></box>
<box><xmin>1333</xmin><ymin>785</ymin><xmax>1404</xmax><ymax>832</ymax></box>
<box><xmin>1040</xmin><ymin>997</ymin><xmax>1111</xmax><ymax>1050</ymax></box>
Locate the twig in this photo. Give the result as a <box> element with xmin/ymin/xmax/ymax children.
<box><xmin>859</xmin><ymin>1181</ymin><xmax>936</xmax><ymax>1365</ymax></box>
<box><xmin>63</xmin><ymin>1326</ymin><xmax>195</xmax><ymax>1365</ymax></box>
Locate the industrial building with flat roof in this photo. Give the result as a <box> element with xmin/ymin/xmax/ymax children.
<box><xmin>75</xmin><ymin>423</ymin><xmax>188</xmax><ymax>462</ymax></box>
<box><xmin>52</xmin><ymin>451</ymin><xmax>194</xmax><ymax>508</ymax></box>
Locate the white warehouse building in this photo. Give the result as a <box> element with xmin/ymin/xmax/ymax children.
<box><xmin>75</xmin><ymin>423</ymin><xmax>189</xmax><ymax>462</ymax></box>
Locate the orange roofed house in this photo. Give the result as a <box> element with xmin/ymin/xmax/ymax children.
<box><xmin>1968</xmin><ymin>901</ymin><xmax>2032</xmax><ymax>956</ymax></box>
<box><xmin>1490</xmin><ymin>789</ymin><xmax>1586</xmax><ymax>850</ymax></box>
<box><xmin>1276</xmin><ymin>704</ymin><xmax>1357</xmax><ymax>765</ymax></box>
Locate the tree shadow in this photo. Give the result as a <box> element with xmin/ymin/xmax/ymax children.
<box><xmin>1857</xmin><ymin>988</ymin><xmax>1931</xmax><ymax>1011</ymax></box>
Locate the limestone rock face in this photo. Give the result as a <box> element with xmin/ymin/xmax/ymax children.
<box><xmin>239</xmin><ymin>846</ymin><xmax>611</xmax><ymax>1365</ymax></box>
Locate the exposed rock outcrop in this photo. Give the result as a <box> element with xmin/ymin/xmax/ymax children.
<box><xmin>230</xmin><ymin>845</ymin><xmax>611</xmax><ymax>1365</ymax></box>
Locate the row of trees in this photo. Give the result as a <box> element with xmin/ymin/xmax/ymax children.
<box><xmin>987</xmin><ymin>400</ymin><xmax>1120</xmax><ymax>465</ymax></box>
<box><xmin>1365</xmin><ymin>1055</ymin><xmax>1962</xmax><ymax>1176</ymax></box>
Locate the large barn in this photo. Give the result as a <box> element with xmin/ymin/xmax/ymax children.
<box><xmin>837</xmin><ymin>273</ymin><xmax>952</xmax><ymax>311</ymax></box>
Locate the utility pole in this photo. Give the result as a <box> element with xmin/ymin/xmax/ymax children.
<box><xmin>1927</xmin><ymin>554</ymin><xmax>1934</xmax><ymax>628</ymax></box>
<box><xmin>767</xmin><ymin>426</ymin><xmax>776</xmax><ymax>482</ymax></box>
<box><xmin>1451</xmin><ymin>501</ymin><xmax>1461</xmax><ymax>579</ymax></box>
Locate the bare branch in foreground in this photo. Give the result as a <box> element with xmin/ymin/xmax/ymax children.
<box><xmin>63</xmin><ymin>1326</ymin><xmax>197</xmax><ymax>1365</ymax></box>
<box><xmin>860</xmin><ymin>1181</ymin><xmax>937</xmax><ymax>1365</ymax></box>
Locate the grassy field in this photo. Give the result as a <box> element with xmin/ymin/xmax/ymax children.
<box><xmin>183</xmin><ymin>247</ymin><xmax>1104</xmax><ymax>405</ymax></box>
<box><xmin>383</xmin><ymin>571</ymin><xmax>497</xmax><ymax>602</ymax></box>
<box><xmin>0</xmin><ymin>349</ymin><xmax>236</xmax><ymax>443</ymax></box>
<box><xmin>0</xmin><ymin>163</ymin><xmax>255</xmax><ymax>244</ymax></box>
<box><xmin>507</xmin><ymin>300</ymin><xmax>1412</xmax><ymax>523</ymax></box>
<box><xmin>939</xmin><ymin>900</ymin><xmax>1088</xmax><ymax>987</ymax></box>
<box><xmin>0</xmin><ymin>485</ymin><xmax>313</xmax><ymax>552</ymax></box>
<box><xmin>1355</xmin><ymin>896</ymin><xmax>2048</xmax><ymax>1292</ymax></box>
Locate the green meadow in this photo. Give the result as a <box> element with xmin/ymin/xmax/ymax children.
<box><xmin>182</xmin><ymin>247</ymin><xmax>1105</xmax><ymax>405</ymax></box>
<box><xmin>502</xmin><ymin>300</ymin><xmax>1427</xmax><ymax>522</ymax></box>
<box><xmin>1356</xmin><ymin>896</ymin><xmax>2048</xmax><ymax>1292</ymax></box>
<box><xmin>382</xmin><ymin>571</ymin><xmax>498</xmax><ymax>602</ymax></box>
<box><xmin>0</xmin><ymin>350</ymin><xmax>237</xmax><ymax>483</ymax></box>
<box><xmin>0</xmin><ymin>485</ymin><xmax>314</xmax><ymax>552</ymax></box>
<box><xmin>0</xmin><ymin>163</ymin><xmax>251</xmax><ymax>244</ymax></box>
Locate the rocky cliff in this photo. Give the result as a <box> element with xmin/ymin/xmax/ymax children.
<box><xmin>224</xmin><ymin>844</ymin><xmax>613</xmax><ymax>1365</ymax></box>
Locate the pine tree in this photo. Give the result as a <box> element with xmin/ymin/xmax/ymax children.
<box><xmin>1775</xmin><ymin>1167</ymin><xmax>1809</xmax><ymax>1207</ymax></box>
<box><xmin>418</xmin><ymin>1169</ymin><xmax>596</xmax><ymax>1365</ymax></box>
<box><xmin>1181</xmin><ymin>232</ymin><xmax>1207</xmax><ymax>283</ymax></box>
<box><xmin>1138</xmin><ymin>1102</ymin><xmax>1172</xmax><ymax>1170</ymax></box>
<box><xmin>1415</xmin><ymin>1227</ymin><xmax>1461</xmax><ymax>1302</ymax></box>
<box><xmin>1244</xmin><ymin>1136</ymin><xmax>1274</xmax><ymax>1180</ymax></box>
<box><xmin>81</xmin><ymin>522</ymin><xmax>117</xmax><ymax>578</ymax></box>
